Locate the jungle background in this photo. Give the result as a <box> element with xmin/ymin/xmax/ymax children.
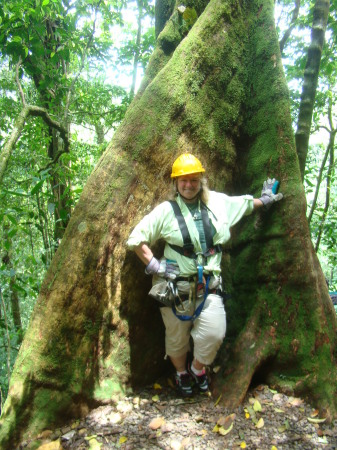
<box><xmin>0</xmin><ymin>0</ymin><xmax>336</xmax><ymax>412</ymax></box>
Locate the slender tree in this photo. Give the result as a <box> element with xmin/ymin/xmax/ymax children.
<box><xmin>295</xmin><ymin>0</ymin><xmax>330</xmax><ymax>180</ymax></box>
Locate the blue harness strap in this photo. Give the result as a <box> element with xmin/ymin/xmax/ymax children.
<box><xmin>172</xmin><ymin>276</ymin><xmax>210</xmax><ymax>322</ymax></box>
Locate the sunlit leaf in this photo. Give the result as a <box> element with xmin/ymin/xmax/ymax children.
<box><xmin>88</xmin><ymin>438</ymin><xmax>102</xmax><ymax>449</ymax></box>
<box><xmin>119</xmin><ymin>436</ymin><xmax>127</xmax><ymax>444</ymax></box>
<box><xmin>255</xmin><ymin>418</ymin><xmax>264</xmax><ymax>428</ymax></box>
<box><xmin>307</xmin><ymin>417</ymin><xmax>327</xmax><ymax>423</ymax></box>
<box><xmin>214</xmin><ymin>394</ymin><xmax>222</xmax><ymax>406</ymax></box>
<box><xmin>218</xmin><ymin>422</ymin><xmax>233</xmax><ymax>435</ymax></box>
<box><xmin>274</xmin><ymin>408</ymin><xmax>285</xmax><ymax>413</ymax></box>
<box><xmin>253</xmin><ymin>400</ymin><xmax>262</xmax><ymax>412</ymax></box>
<box><xmin>152</xmin><ymin>394</ymin><xmax>160</xmax><ymax>402</ymax></box>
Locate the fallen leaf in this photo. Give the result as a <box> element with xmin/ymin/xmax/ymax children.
<box><xmin>218</xmin><ymin>422</ymin><xmax>234</xmax><ymax>436</ymax></box>
<box><xmin>119</xmin><ymin>436</ymin><xmax>127</xmax><ymax>444</ymax></box>
<box><xmin>307</xmin><ymin>417</ymin><xmax>327</xmax><ymax>424</ymax></box>
<box><xmin>290</xmin><ymin>397</ymin><xmax>304</xmax><ymax>407</ymax></box>
<box><xmin>152</xmin><ymin>395</ymin><xmax>160</xmax><ymax>402</ymax></box>
<box><xmin>271</xmin><ymin>446</ymin><xmax>278</xmax><ymax>450</ymax></box>
<box><xmin>240</xmin><ymin>442</ymin><xmax>247</xmax><ymax>448</ymax></box>
<box><xmin>212</xmin><ymin>424</ymin><xmax>220</xmax><ymax>433</ymax></box>
<box><xmin>89</xmin><ymin>439</ymin><xmax>102</xmax><ymax>449</ymax></box>
<box><xmin>36</xmin><ymin>440</ymin><xmax>62</xmax><ymax>450</ymax></box>
<box><xmin>149</xmin><ymin>417</ymin><xmax>165</xmax><ymax>430</ymax></box>
<box><xmin>214</xmin><ymin>394</ymin><xmax>222</xmax><ymax>406</ymax></box>
<box><xmin>154</xmin><ymin>383</ymin><xmax>162</xmax><ymax>390</ymax></box>
<box><xmin>253</xmin><ymin>400</ymin><xmax>262</xmax><ymax>412</ymax></box>
<box><xmin>278</xmin><ymin>419</ymin><xmax>290</xmax><ymax>432</ymax></box>
<box><xmin>255</xmin><ymin>417</ymin><xmax>264</xmax><ymax>428</ymax></box>
<box><xmin>213</xmin><ymin>365</ymin><xmax>221</xmax><ymax>373</ymax></box>
<box><xmin>274</xmin><ymin>408</ymin><xmax>285</xmax><ymax>413</ymax></box>
<box><xmin>217</xmin><ymin>413</ymin><xmax>236</xmax><ymax>428</ymax></box>
<box><xmin>245</xmin><ymin>405</ymin><xmax>257</xmax><ymax>424</ymax></box>
<box><xmin>85</xmin><ymin>435</ymin><xmax>97</xmax><ymax>441</ymax></box>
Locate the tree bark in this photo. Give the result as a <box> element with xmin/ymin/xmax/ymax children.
<box><xmin>1</xmin><ymin>0</ymin><xmax>336</xmax><ymax>447</ymax></box>
<box><xmin>295</xmin><ymin>0</ymin><xmax>330</xmax><ymax>180</ymax></box>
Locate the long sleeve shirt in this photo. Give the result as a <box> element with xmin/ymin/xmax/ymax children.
<box><xmin>127</xmin><ymin>191</ymin><xmax>254</xmax><ymax>277</ymax></box>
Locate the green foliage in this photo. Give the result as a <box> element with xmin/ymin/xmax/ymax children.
<box><xmin>0</xmin><ymin>0</ymin><xmax>155</xmax><ymax>406</ymax></box>
<box><xmin>275</xmin><ymin>0</ymin><xmax>337</xmax><ymax>290</ymax></box>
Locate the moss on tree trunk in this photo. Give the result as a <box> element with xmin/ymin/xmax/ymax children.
<box><xmin>1</xmin><ymin>0</ymin><xmax>336</xmax><ymax>447</ymax></box>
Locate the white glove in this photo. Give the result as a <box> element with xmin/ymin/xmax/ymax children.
<box><xmin>145</xmin><ymin>257</ymin><xmax>160</xmax><ymax>275</ymax></box>
<box><xmin>259</xmin><ymin>178</ymin><xmax>283</xmax><ymax>210</ymax></box>
<box><xmin>157</xmin><ymin>259</ymin><xmax>180</xmax><ymax>280</ymax></box>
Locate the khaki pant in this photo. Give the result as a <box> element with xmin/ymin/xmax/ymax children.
<box><xmin>160</xmin><ymin>293</ymin><xmax>226</xmax><ymax>365</ymax></box>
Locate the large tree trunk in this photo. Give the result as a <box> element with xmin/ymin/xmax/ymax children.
<box><xmin>1</xmin><ymin>0</ymin><xmax>336</xmax><ymax>447</ymax></box>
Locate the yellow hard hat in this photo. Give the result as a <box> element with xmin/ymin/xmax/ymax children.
<box><xmin>171</xmin><ymin>153</ymin><xmax>205</xmax><ymax>178</ymax></box>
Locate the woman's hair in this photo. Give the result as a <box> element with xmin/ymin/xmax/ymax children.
<box><xmin>169</xmin><ymin>175</ymin><xmax>210</xmax><ymax>204</ymax></box>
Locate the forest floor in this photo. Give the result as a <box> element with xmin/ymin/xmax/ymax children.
<box><xmin>19</xmin><ymin>381</ymin><xmax>337</xmax><ymax>450</ymax></box>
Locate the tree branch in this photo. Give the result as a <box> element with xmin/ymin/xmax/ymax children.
<box><xmin>63</xmin><ymin>2</ymin><xmax>102</xmax><ymax>123</ymax></box>
<box><xmin>279</xmin><ymin>0</ymin><xmax>301</xmax><ymax>54</ymax></box>
<box><xmin>15</xmin><ymin>58</ymin><xmax>26</xmax><ymax>106</ymax></box>
<box><xmin>0</xmin><ymin>105</ymin><xmax>70</xmax><ymax>186</ymax></box>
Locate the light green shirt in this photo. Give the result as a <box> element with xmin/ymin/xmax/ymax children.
<box><xmin>127</xmin><ymin>191</ymin><xmax>254</xmax><ymax>276</ymax></box>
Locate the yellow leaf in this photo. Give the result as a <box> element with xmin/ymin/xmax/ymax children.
<box><xmin>212</xmin><ymin>424</ymin><xmax>220</xmax><ymax>433</ymax></box>
<box><xmin>240</xmin><ymin>442</ymin><xmax>247</xmax><ymax>448</ymax></box>
<box><xmin>271</xmin><ymin>446</ymin><xmax>278</xmax><ymax>450</ymax></box>
<box><xmin>36</xmin><ymin>440</ymin><xmax>62</xmax><ymax>450</ymax></box>
<box><xmin>218</xmin><ymin>422</ymin><xmax>233</xmax><ymax>436</ymax></box>
<box><xmin>245</xmin><ymin>412</ymin><xmax>250</xmax><ymax>419</ymax></box>
<box><xmin>274</xmin><ymin>408</ymin><xmax>285</xmax><ymax>413</ymax></box>
<box><xmin>214</xmin><ymin>394</ymin><xmax>222</xmax><ymax>406</ymax></box>
<box><xmin>152</xmin><ymin>395</ymin><xmax>160</xmax><ymax>402</ymax></box>
<box><xmin>89</xmin><ymin>439</ymin><xmax>102</xmax><ymax>449</ymax></box>
<box><xmin>307</xmin><ymin>417</ymin><xmax>327</xmax><ymax>423</ymax></box>
<box><xmin>253</xmin><ymin>400</ymin><xmax>262</xmax><ymax>412</ymax></box>
<box><xmin>153</xmin><ymin>383</ymin><xmax>162</xmax><ymax>390</ymax></box>
<box><xmin>119</xmin><ymin>436</ymin><xmax>128</xmax><ymax>444</ymax></box>
<box><xmin>255</xmin><ymin>418</ymin><xmax>264</xmax><ymax>428</ymax></box>
<box><xmin>213</xmin><ymin>365</ymin><xmax>221</xmax><ymax>373</ymax></box>
<box><xmin>85</xmin><ymin>435</ymin><xmax>97</xmax><ymax>440</ymax></box>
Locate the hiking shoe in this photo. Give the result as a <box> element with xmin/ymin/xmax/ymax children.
<box><xmin>175</xmin><ymin>372</ymin><xmax>193</xmax><ymax>397</ymax></box>
<box><xmin>188</xmin><ymin>364</ymin><xmax>209</xmax><ymax>393</ymax></box>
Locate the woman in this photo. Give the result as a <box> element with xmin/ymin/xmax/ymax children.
<box><xmin>127</xmin><ymin>153</ymin><xmax>283</xmax><ymax>396</ymax></box>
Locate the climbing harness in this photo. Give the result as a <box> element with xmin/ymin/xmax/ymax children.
<box><xmin>165</xmin><ymin>200</ymin><xmax>223</xmax><ymax>321</ymax></box>
<box><xmin>168</xmin><ymin>200</ymin><xmax>222</xmax><ymax>259</ymax></box>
